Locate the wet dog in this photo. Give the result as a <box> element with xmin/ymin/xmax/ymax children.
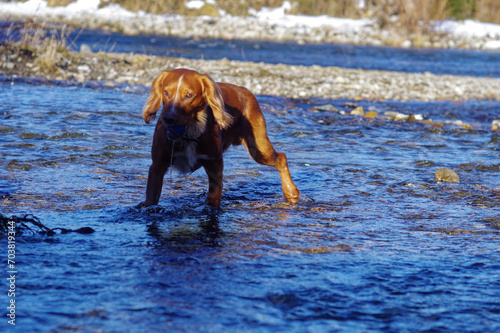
<box><xmin>142</xmin><ymin>68</ymin><xmax>299</xmax><ymax>208</ymax></box>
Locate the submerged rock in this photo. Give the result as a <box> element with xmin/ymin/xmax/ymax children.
<box><xmin>489</xmin><ymin>134</ymin><xmax>500</xmax><ymax>144</ymax></box>
<box><xmin>350</xmin><ymin>106</ymin><xmax>364</xmax><ymax>116</ymax></box>
<box><xmin>435</xmin><ymin>168</ymin><xmax>460</xmax><ymax>183</ymax></box>
<box><xmin>492</xmin><ymin>120</ymin><xmax>500</xmax><ymax>132</ymax></box>
<box><xmin>363</xmin><ymin>111</ymin><xmax>378</xmax><ymax>118</ymax></box>
<box><xmin>311</xmin><ymin>104</ymin><xmax>339</xmax><ymax>112</ymax></box>
<box><xmin>385</xmin><ymin>111</ymin><xmax>409</xmax><ymax>121</ymax></box>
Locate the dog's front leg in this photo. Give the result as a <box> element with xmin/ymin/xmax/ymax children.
<box><xmin>203</xmin><ymin>156</ymin><xmax>223</xmax><ymax>208</ymax></box>
<box><xmin>145</xmin><ymin>129</ymin><xmax>171</xmax><ymax>207</ymax></box>
<box><xmin>145</xmin><ymin>162</ymin><xmax>169</xmax><ymax>206</ymax></box>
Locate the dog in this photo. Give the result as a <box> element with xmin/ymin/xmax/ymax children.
<box><xmin>142</xmin><ymin>68</ymin><xmax>300</xmax><ymax>208</ymax></box>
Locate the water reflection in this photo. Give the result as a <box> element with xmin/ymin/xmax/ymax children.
<box><xmin>145</xmin><ymin>204</ymin><xmax>223</xmax><ymax>249</ymax></box>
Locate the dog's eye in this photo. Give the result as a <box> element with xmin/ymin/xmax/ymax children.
<box><xmin>164</xmin><ymin>90</ymin><xmax>170</xmax><ymax>98</ymax></box>
<box><xmin>185</xmin><ymin>93</ymin><xmax>193</xmax><ymax>99</ymax></box>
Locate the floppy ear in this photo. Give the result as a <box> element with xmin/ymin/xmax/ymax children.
<box><xmin>200</xmin><ymin>74</ymin><xmax>233</xmax><ymax>129</ymax></box>
<box><xmin>142</xmin><ymin>71</ymin><xmax>169</xmax><ymax>124</ymax></box>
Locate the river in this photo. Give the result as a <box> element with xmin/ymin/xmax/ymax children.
<box><xmin>1</xmin><ymin>29</ymin><xmax>500</xmax><ymax>332</ymax></box>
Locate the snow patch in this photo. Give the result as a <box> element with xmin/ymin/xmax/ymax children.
<box><xmin>435</xmin><ymin>19</ymin><xmax>500</xmax><ymax>38</ymax></box>
<box><xmin>185</xmin><ymin>1</ymin><xmax>205</xmax><ymax>10</ymax></box>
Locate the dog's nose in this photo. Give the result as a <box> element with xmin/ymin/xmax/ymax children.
<box><xmin>162</xmin><ymin>113</ymin><xmax>176</xmax><ymax>125</ymax></box>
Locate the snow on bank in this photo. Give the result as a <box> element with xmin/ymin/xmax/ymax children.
<box><xmin>435</xmin><ymin>19</ymin><xmax>500</xmax><ymax>49</ymax></box>
<box><xmin>247</xmin><ymin>0</ymin><xmax>373</xmax><ymax>33</ymax></box>
<box><xmin>436</xmin><ymin>19</ymin><xmax>500</xmax><ymax>38</ymax></box>
<box><xmin>1</xmin><ymin>0</ymin><xmax>500</xmax><ymax>48</ymax></box>
<box><xmin>0</xmin><ymin>0</ymin><xmax>372</xmax><ymax>33</ymax></box>
<box><xmin>0</xmin><ymin>0</ymin><xmax>136</xmax><ymax>21</ymax></box>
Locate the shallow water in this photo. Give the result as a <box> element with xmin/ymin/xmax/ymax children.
<box><xmin>1</xmin><ymin>80</ymin><xmax>500</xmax><ymax>332</ymax></box>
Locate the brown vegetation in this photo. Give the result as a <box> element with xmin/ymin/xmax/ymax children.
<box><xmin>217</xmin><ymin>0</ymin><xmax>282</xmax><ymax>16</ymax></box>
<box><xmin>46</xmin><ymin>0</ymin><xmax>75</xmax><ymax>6</ymax></box>
<box><xmin>1</xmin><ymin>19</ymin><xmax>72</xmax><ymax>73</ymax></box>
<box><xmin>100</xmin><ymin>0</ymin><xmax>183</xmax><ymax>14</ymax></box>
<box><xmin>472</xmin><ymin>0</ymin><xmax>500</xmax><ymax>24</ymax></box>
<box><xmin>6</xmin><ymin>0</ymin><xmax>500</xmax><ymax>24</ymax></box>
<box><xmin>291</xmin><ymin>0</ymin><xmax>361</xmax><ymax>18</ymax></box>
<box><xmin>100</xmin><ymin>0</ymin><xmax>500</xmax><ymax>24</ymax></box>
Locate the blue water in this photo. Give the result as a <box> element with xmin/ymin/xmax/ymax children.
<box><xmin>1</xmin><ymin>80</ymin><xmax>499</xmax><ymax>332</ymax></box>
<box><xmin>68</xmin><ymin>29</ymin><xmax>500</xmax><ymax>78</ymax></box>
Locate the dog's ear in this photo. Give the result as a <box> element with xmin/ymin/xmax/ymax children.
<box><xmin>200</xmin><ymin>75</ymin><xmax>233</xmax><ymax>129</ymax></box>
<box><xmin>142</xmin><ymin>71</ymin><xmax>169</xmax><ymax>124</ymax></box>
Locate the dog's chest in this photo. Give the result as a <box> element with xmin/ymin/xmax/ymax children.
<box><xmin>172</xmin><ymin>140</ymin><xmax>202</xmax><ymax>174</ymax></box>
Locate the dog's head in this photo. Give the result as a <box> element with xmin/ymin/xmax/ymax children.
<box><xmin>142</xmin><ymin>69</ymin><xmax>233</xmax><ymax>134</ymax></box>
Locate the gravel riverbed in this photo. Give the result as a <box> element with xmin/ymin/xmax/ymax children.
<box><xmin>1</xmin><ymin>44</ymin><xmax>500</xmax><ymax>103</ymax></box>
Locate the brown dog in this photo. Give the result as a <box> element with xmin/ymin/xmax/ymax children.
<box><xmin>142</xmin><ymin>68</ymin><xmax>299</xmax><ymax>208</ymax></box>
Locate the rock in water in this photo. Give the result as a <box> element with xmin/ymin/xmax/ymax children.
<box><xmin>435</xmin><ymin>168</ymin><xmax>460</xmax><ymax>183</ymax></box>
<box><xmin>311</xmin><ymin>104</ymin><xmax>339</xmax><ymax>112</ymax></box>
<box><xmin>492</xmin><ymin>120</ymin><xmax>500</xmax><ymax>132</ymax></box>
<box><xmin>363</xmin><ymin>111</ymin><xmax>378</xmax><ymax>118</ymax></box>
<box><xmin>350</xmin><ymin>107</ymin><xmax>364</xmax><ymax>116</ymax></box>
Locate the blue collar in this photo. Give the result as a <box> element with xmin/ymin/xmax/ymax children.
<box><xmin>166</xmin><ymin>125</ymin><xmax>187</xmax><ymax>141</ymax></box>
<box><xmin>166</xmin><ymin>125</ymin><xmax>198</xmax><ymax>143</ymax></box>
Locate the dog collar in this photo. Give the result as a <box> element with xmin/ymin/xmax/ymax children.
<box><xmin>166</xmin><ymin>125</ymin><xmax>199</xmax><ymax>143</ymax></box>
<box><xmin>166</xmin><ymin>125</ymin><xmax>187</xmax><ymax>141</ymax></box>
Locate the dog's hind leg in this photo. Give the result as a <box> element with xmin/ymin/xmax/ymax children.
<box><xmin>242</xmin><ymin>115</ymin><xmax>300</xmax><ymax>204</ymax></box>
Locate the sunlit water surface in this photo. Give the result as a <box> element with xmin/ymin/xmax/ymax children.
<box><xmin>1</xmin><ymin>80</ymin><xmax>499</xmax><ymax>332</ymax></box>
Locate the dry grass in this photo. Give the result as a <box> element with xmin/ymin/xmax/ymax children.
<box><xmin>5</xmin><ymin>0</ymin><xmax>500</xmax><ymax>24</ymax></box>
<box><xmin>466</xmin><ymin>0</ymin><xmax>500</xmax><ymax>23</ymax></box>
<box><xmin>291</xmin><ymin>0</ymin><xmax>361</xmax><ymax>18</ymax></box>
<box><xmin>366</xmin><ymin>0</ymin><xmax>500</xmax><ymax>25</ymax></box>
<box><xmin>103</xmin><ymin>0</ymin><xmax>282</xmax><ymax>16</ymax></box>
<box><xmin>34</xmin><ymin>38</ymin><xmax>62</xmax><ymax>72</ymax></box>
<box><xmin>46</xmin><ymin>0</ymin><xmax>76</xmax><ymax>6</ymax></box>
<box><xmin>102</xmin><ymin>0</ymin><xmax>500</xmax><ymax>24</ymax></box>
<box><xmin>395</xmin><ymin>0</ymin><xmax>449</xmax><ymax>33</ymax></box>
<box><xmin>101</xmin><ymin>0</ymin><xmax>184</xmax><ymax>14</ymax></box>
<box><xmin>1</xmin><ymin>19</ymin><xmax>71</xmax><ymax>73</ymax></box>
<box><xmin>6</xmin><ymin>0</ymin><xmax>76</xmax><ymax>5</ymax></box>
<box><xmin>9</xmin><ymin>0</ymin><xmax>497</xmax><ymax>24</ymax></box>
<box><xmin>218</xmin><ymin>0</ymin><xmax>282</xmax><ymax>16</ymax></box>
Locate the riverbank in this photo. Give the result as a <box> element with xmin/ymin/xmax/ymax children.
<box><xmin>1</xmin><ymin>43</ymin><xmax>500</xmax><ymax>103</ymax></box>
<box><xmin>1</xmin><ymin>0</ymin><xmax>500</xmax><ymax>50</ymax></box>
